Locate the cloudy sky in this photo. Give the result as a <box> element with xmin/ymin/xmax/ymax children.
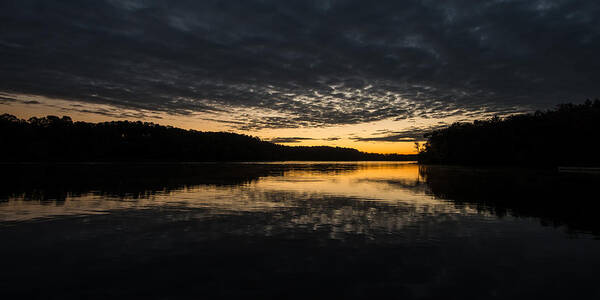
<box><xmin>1</xmin><ymin>0</ymin><xmax>599</xmax><ymax>153</ymax></box>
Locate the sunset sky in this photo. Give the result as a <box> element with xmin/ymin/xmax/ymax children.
<box><xmin>1</xmin><ymin>0</ymin><xmax>599</xmax><ymax>154</ymax></box>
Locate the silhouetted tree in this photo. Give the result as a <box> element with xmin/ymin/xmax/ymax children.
<box><xmin>418</xmin><ymin>100</ymin><xmax>600</xmax><ymax>166</ymax></box>
<box><xmin>0</xmin><ymin>114</ymin><xmax>416</xmax><ymax>162</ymax></box>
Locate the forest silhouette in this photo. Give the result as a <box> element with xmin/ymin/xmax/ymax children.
<box><xmin>418</xmin><ymin>100</ymin><xmax>600</xmax><ymax>166</ymax></box>
<box><xmin>0</xmin><ymin>114</ymin><xmax>414</xmax><ymax>162</ymax></box>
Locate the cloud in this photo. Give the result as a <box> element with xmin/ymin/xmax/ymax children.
<box><xmin>352</xmin><ymin>126</ymin><xmax>447</xmax><ymax>142</ymax></box>
<box><xmin>0</xmin><ymin>94</ymin><xmax>39</xmax><ymax>105</ymax></box>
<box><xmin>1</xmin><ymin>0</ymin><xmax>599</xmax><ymax>130</ymax></box>
<box><xmin>0</xmin><ymin>96</ymin><xmax>17</xmax><ymax>104</ymax></box>
<box><xmin>269</xmin><ymin>137</ymin><xmax>315</xmax><ymax>144</ymax></box>
<box><xmin>352</xmin><ymin>135</ymin><xmax>420</xmax><ymax>143</ymax></box>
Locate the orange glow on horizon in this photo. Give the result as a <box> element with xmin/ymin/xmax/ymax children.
<box><xmin>1</xmin><ymin>93</ymin><xmax>425</xmax><ymax>155</ymax></box>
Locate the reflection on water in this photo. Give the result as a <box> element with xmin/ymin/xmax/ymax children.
<box><xmin>1</xmin><ymin>162</ymin><xmax>600</xmax><ymax>299</ymax></box>
<box><xmin>0</xmin><ymin>163</ymin><xmax>483</xmax><ymax>227</ymax></box>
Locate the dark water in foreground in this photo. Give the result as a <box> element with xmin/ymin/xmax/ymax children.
<box><xmin>1</xmin><ymin>162</ymin><xmax>599</xmax><ymax>299</ymax></box>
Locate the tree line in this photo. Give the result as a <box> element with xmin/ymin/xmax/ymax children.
<box><xmin>0</xmin><ymin>114</ymin><xmax>415</xmax><ymax>162</ymax></box>
<box><xmin>418</xmin><ymin>100</ymin><xmax>600</xmax><ymax>166</ymax></box>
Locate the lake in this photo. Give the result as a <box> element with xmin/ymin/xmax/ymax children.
<box><xmin>1</xmin><ymin>162</ymin><xmax>599</xmax><ymax>299</ymax></box>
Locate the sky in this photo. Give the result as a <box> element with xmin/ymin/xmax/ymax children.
<box><xmin>1</xmin><ymin>0</ymin><xmax>599</xmax><ymax>154</ymax></box>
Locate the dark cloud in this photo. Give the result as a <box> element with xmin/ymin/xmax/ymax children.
<box><xmin>352</xmin><ymin>126</ymin><xmax>447</xmax><ymax>142</ymax></box>
<box><xmin>1</xmin><ymin>0</ymin><xmax>599</xmax><ymax>130</ymax></box>
<box><xmin>0</xmin><ymin>94</ymin><xmax>39</xmax><ymax>105</ymax></box>
<box><xmin>0</xmin><ymin>96</ymin><xmax>17</xmax><ymax>104</ymax></box>
<box><xmin>269</xmin><ymin>137</ymin><xmax>315</xmax><ymax>144</ymax></box>
<box><xmin>352</xmin><ymin>135</ymin><xmax>419</xmax><ymax>143</ymax></box>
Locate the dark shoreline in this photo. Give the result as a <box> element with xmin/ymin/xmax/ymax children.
<box><xmin>417</xmin><ymin>101</ymin><xmax>600</xmax><ymax>166</ymax></box>
<box><xmin>1</xmin><ymin>113</ymin><xmax>416</xmax><ymax>162</ymax></box>
<box><xmin>0</xmin><ymin>160</ymin><xmax>418</xmax><ymax>164</ymax></box>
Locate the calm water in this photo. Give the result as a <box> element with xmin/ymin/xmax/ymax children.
<box><xmin>1</xmin><ymin>162</ymin><xmax>599</xmax><ymax>299</ymax></box>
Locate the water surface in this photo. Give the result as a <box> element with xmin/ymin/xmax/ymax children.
<box><xmin>1</xmin><ymin>162</ymin><xmax>599</xmax><ymax>299</ymax></box>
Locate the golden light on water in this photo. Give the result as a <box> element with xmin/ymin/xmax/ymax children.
<box><xmin>0</xmin><ymin>162</ymin><xmax>482</xmax><ymax>223</ymax></box>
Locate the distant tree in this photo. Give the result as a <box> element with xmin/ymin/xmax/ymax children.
<box><xmin>414</xmin><ymin>141</ymin><xmax>421</xmax><ymax>153</ymax></box>
<box><xmin>0</xmin><ymin>114</ymin><xmax>417</xmax><ymax>162</ymax></box>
